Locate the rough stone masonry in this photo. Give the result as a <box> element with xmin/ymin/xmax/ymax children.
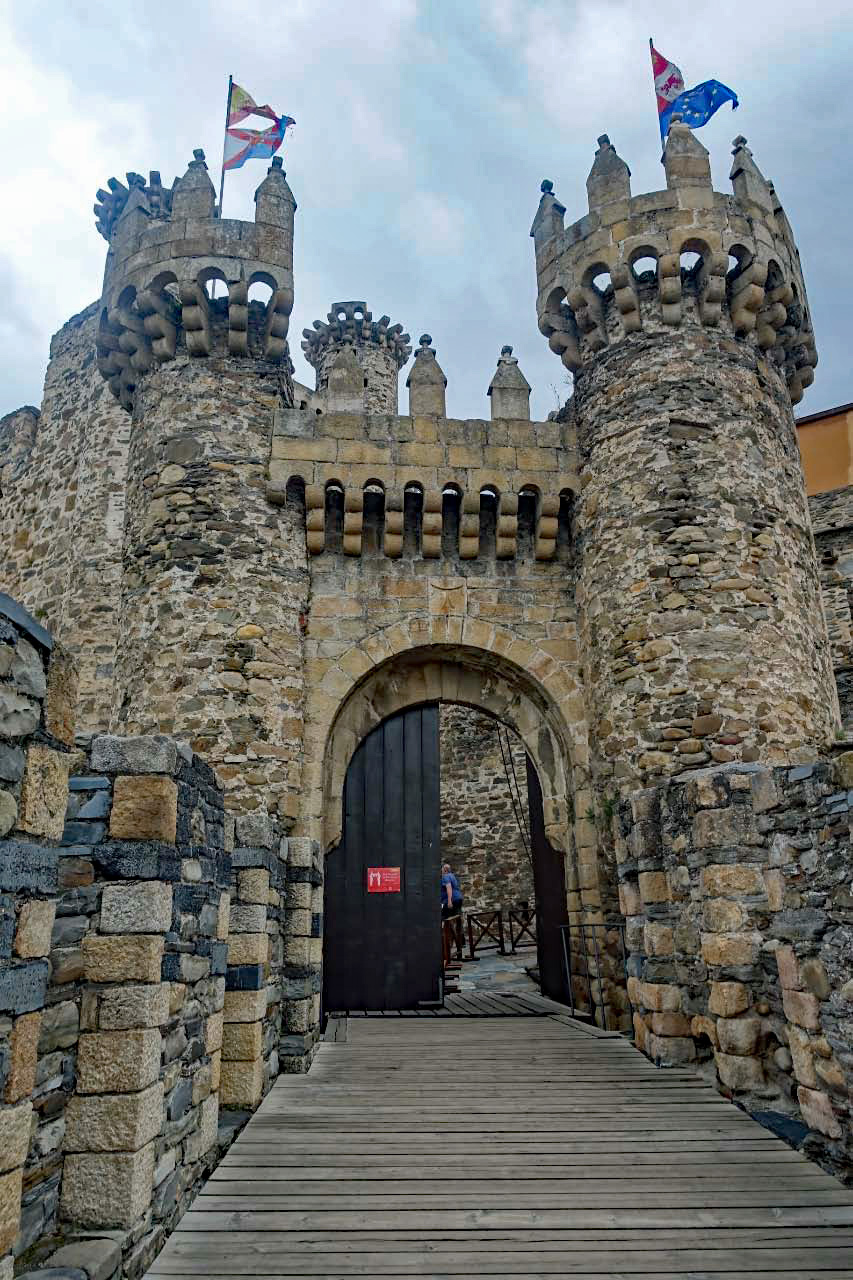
<box><xmin>0</xmin><ymin>102</ymin><xmax>851</xmax><ymax>1278</ymax></box>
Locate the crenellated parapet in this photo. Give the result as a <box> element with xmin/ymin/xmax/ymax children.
<box><xmin>95</xmin><ymin>150</ymin><xmax>296</xmax><ymax>410</ymax></box>
<box><xmin>302</xmin><ymin>302</ymin><xmax>412</xmax><ymax>414</ymax></box>
<box><xmin>532</xmin><ymin>124</ymin><xmax>817</xmax><ymax>404</ymax></box>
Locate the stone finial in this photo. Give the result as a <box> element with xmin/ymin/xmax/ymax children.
<box><xmin>172</xmin><ymin>149</ymin><xmax>216</xmax><ymax>220</ymax></box>
<box><xmin>254</xmin><ymin>154</ymin><xmax>297</xmax><ymax>228</ymax></box>
<box><xmin>530</xmin><ymin>180</ymin><xmax>566</xmax><ymax>248</ymax></box>
<box><xmin>663</xmin><ymin>118</ymin><xmax>711</xmax><ymax>190</ymax></box>
<box><xmin>487</xmin><ymin>346</ymin><xmax>531</xmax><ymax>421</ymax></box>
<box><xmin>406</xmin><ymin>335</ymin><xmax>447</xmax><ymax>416</ymax></box>
<box><xmin>586</xmin><ymin>134</ymin><xmax>631</xmax><ymax>211</ymax></box>
<box><xmin>730</xmin><ymin>135</ymin><xmax>775</xmax><ymax>215</ymax></box>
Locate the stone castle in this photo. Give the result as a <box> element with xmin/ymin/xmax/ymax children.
<box><xmin>0</xmin><ymin>116</ymin><xmax>851</xmax><ymax>1276</ymax></box>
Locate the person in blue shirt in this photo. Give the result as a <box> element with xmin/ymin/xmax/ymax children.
<box><xmin>441</xmin><ymin>863</ymin><xmax>464</xmax><ymax>961</ymax></box>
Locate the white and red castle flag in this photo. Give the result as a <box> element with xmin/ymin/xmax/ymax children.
<box><xmin>222</xmin><ymin>79</ymin><xmax>295</xmax><ymax>172</ymax></box>
<box><xmin>650</xmin><ymin>39</ymin><xmax>738</xmax><ymax>141</ymax></box>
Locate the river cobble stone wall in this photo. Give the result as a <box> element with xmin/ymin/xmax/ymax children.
<box><xmin>439</xmin><ymin>705</ymin><xmax>533</xmax><ymax>913</ymax></box>
<box><xmin>0</xmin><ymin>307</ymin><xmax>129</xmax><ymax>739</ymax></box>
<box><xmin>115</xmin><ymin>307</ymin><xmax>308</xmax><ymax>824</ymax></box>
<box><xmin>573</xmin><ymin>319</ymin><xmax>837</xmax><ymax>788</ymax></box>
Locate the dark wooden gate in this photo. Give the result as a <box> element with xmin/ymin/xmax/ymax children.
<box><xmin>323</xmin><ymin>704</ymin><xmax>442</xmax><ymax>1012</ymax></box>
<box><xmin>526</xmin><ymin>756</ymin><xmax>570</xmax><ymax>1002</ymax></box>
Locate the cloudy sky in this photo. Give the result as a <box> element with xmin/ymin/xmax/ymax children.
<box><xmin>2</xmin><ymin>0</ymin><xmax>852</xmax><ymax>422</ymax></box>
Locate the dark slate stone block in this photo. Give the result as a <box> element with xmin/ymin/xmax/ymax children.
<box><xmin>51</xmin><ymin>914</ymin><xmax>89</xmax><ymax>946</ymax></box>
<box><xmin>174</xmin><ymin>884</ymin><xmax>208</xmax><ymax>913</ymax></box>
<box><xmin>156</xmin><ymin>854</ymin><xmax>183</xmax><ymax>881</ymax></box>
<box><xmin>226</xmin><ymin>963</ymin><xmax>264</xmax><ymax>991</ymax></box>
<box><xmin>281</xmin><ymin>974</ymin><xmax>321</xmax><ymax>999</ymax></box>
<box><xmin>0</xmin><ymin>958</ymin><xmax>49</xmax><ymax>1014</ymax></box>
<box><xmin>166</xmin><ymin>1076</ymin><xmax>193</xmax><ymax>1121</ymax></box>
<box><xmin>218</xmin><ymin>1109</ymin><xmax>251</xmax><ymax>1141</ymax></box>
<box><xmin>186</xmin><ymin>1034</ymin><xmax>204</xmax><ymax>1063</ymax></box>
<box><xmin>788</xmin><ymin>765</ymin><xmax>814</xmax><ymax>781</ymax></box>
<box><xmin>0</xmin><ymin>893</ymin><xmax>14</xmax><ymax>959</ymax></box>
<box><xmin>152</xmin><ymin>1168</ymin><xmax>180</xmax><ymax>1218</ymax></box>
<box><xmin>93</xmin><ymin>841</ymin><xmax>161</xmax><ymax>879</ymax></box>
<box><xmin>76</xmin><ymin>791</ymin><xmax>111</xmax><ymax>819</ymax></box>
<box><xmin>58</xmin><ymin>844</ymin><xmax>94</xmax><ymax>859</ymax></box>
<box><xmin>279</xmin><ymin>1032</ymin><xmax>315</xmax><ymax>1056</ymax></box>
<box><xmin>161</xmin><ymin>954</ymin><xmax>182</xmax><ymax>982</ymax></box>
<box><xmin>286</xmin><ymin>865</ymin><xmax>322</xmax><ymax>885</ymax></box>
<box><xmin>0</xmin><ymin>839</ymin><xmax>58</xmax><ymax>893</ymax></box>
<box><xmin>0</xmin><ymin>591</ymin><xmax>52</xmax><ymax>651</ymax></box>
<box><xmin>0</xmin><ymin>743</ymin><xmax>25</xmax><ymax>783</ymax></box>
<box><xmin>62</xmin><ymin>821</ymin><xmax>106</xmax><ymax>847</ymax></box>
<box><xmin>210</xmin><ymin>941</ymin><xmax>228</xmax><ymax>975</ymax></box>
<box><xmin>770</xmin><ymin>908</ymin><xmax>828</xmax><ymax>941</ymax></box>
<box><xmin>163</xmin><ymin>1026</ymin><xmax>188</xmax><ymax>1063</ymax></box>
<box><xmin>68</xmin><ymin>775</ymin><xmax>111</xmax><ymax>791</ymax></box>
<box><xmin>231</xmin><ymin>846</ymin><xmax>277</xmax><ymax>871</ymax></box>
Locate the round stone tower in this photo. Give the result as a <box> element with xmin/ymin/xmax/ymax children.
<box><xmin>532</xmin><ymin>123</ymin><xmax>838</xmax><ymax>789</ymax></box>
<box><xmin>95</xmin><ymin>149</ymin><xmax>307</xmax><ymax>821</ymax></box>
<box><xmin>301</xmin><ymin>301</ymin><xmax>411</xmax><ymax>413</ymax></box>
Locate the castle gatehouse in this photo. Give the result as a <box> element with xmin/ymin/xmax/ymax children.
<box><xmin>0</xmin><ymin>119</ymin><xmax>851</xmax><ymax>1276</ymax></box>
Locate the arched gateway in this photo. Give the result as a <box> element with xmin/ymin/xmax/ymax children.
<box><xmin>311</xmin><ymin>637</ymin><xmax>584</xmax><ymax>1014</ymax></box>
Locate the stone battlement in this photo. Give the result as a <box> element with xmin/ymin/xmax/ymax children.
<box><xmin>302</xmin><ymin>301</ymin><xmax>411</xmax><ymax>415</ymax></box>
<box><xmin>96</xmin><ymin>150</ymin><xmax>296</xmax><ymax>409</ymax></box>
<box><xmin>532</xmin><ymin>126</ymin><xmax>817</xmax><ymax>404</ymax></box>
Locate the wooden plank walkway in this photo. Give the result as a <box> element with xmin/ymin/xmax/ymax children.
<box><xmin>336</xmin><ymin>991</ymin><xmax>572</xmax><ymax>1018</ymax></box>
<box><xmin>148</xmin><ymin>1013</ymin><xmax>853</xmax><ymax>1278</ymax></box>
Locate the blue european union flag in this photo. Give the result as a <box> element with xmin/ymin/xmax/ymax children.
<box><xmin>660</xmin><ymin>79</ymin><xmax>738</xmax><ymax>140</ymax></box>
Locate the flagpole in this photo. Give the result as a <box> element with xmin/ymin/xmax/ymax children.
<box><xmin>218</xmin><ymin>74</ymin><xmax>233</xmax><ymax>218</ymax></box>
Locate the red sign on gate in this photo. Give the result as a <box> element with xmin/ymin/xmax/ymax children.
<box><xmin>367</xmin><ymin>866</ymin><xmax>401</xmax><ymax>893</ymax></box>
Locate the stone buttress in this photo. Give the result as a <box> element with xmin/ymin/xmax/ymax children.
<box><xmin>94</xmin><ymin>152</ymin><xmax>308</xmax><ymax>822</ymax></box>
<box><xmin>532</xmin><ymin>126</ymin><xmax>838</xmax><ymax>793</ymax></box>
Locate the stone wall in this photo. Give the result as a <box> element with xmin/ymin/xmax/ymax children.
<box><xmin>617</xmin><ymin>759</ymin><xmax>853</xmax><ymax>1181</ymax></box>
<box><xmin>113</xmin><ymin>309</ymin><xmax>308</xmax><ymax>824</ymax></box>
<box><xmin>56</xmin><ymin>734</ymin><xmax>228</xmax><ymax>1276</ymax></box>
<box><xmin>0</xmin><ymin>307</ymin><xmax>130</xmax><ymax>739</ymax></box>
<box><xmin>439</xmin><ymin>704</ymin><xmax>533</xmax><ymax>914</ymax></box>
<box><xmin>0</xmin><ymin>589</ymin><xmax>320</xmax><ymax>1277</ymax></box>
<box><xmin>0</xmin><ymin>595</ymin><xmax>74</xmax><ymax>1279</ymax></box>
<box><xmin>810</xmin><ymin>485</ymin><xmax>853</xmax><ymax>733</ymax></box>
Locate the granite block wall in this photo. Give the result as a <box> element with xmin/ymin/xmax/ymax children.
<box><xmin>617</xmin><ymin>758</ymin><xmax>853</xmax><ymax>1181</ymax></box>
<box><xmin>0</xmin><ymin>595</ymin><xmax>74</xmax><ymax>1277</ymax></box>
<box><xmin>279</xmin><ymin>836</ymin><xmax>323</xmax><ymax>1073</ymax></box>
<box><xmin>0</xmin><ymin>586</ymin><xmax>289</xmax><ymax>1280</ymax></box>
